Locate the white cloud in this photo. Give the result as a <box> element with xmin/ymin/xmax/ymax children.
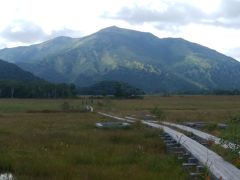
<box><xmin>225</xmin><ymin>47</ymin><xmax>240</xmax><ymax>60</ymax></box>
<box><xmin>0</xmin><ymin>42</ymin><xmax>6</xmax><ymax>49</ymax></box>
<box><xmin>0</xmin><ymin>0</ymin><xmax>240</xmax><ymax>60</ymax></box>
<box><xmin>1</xmin><ymin>20</ymin><xmax>47</xmax><ymax>43</ymax></box>
<box><xmin>174</xmin><ymin>24</ymin><xmax>240</xmax><ymax>59</ymax></box>
<box><xmin>105</xmin><ymin>3</ymin><xmax>205</xmax><ymax>27</ymax></box>
<box><xmin>0</xmin><ymin>20</ymin><xmax>82</xmax><ymax>44</ymax></box>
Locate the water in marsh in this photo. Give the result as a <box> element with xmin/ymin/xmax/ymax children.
<box><xmin>0</xmin><ymin>173</ymin><xmax>14</xmax><ymax>180</ymax></box>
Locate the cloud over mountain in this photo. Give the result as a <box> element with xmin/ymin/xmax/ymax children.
<box><xmin>106</xmin><ymin>3</ymin><xmax>205</xmax><ymax>27</ymax></box>
<box><xmin>1</xmin><ymin>20</ymin><xmax>47</xmax><ymax>43</ymax></box>
<box><xmin>0</xmin><ymin>0</ymin><xmax>240</xmax><ymax>60</ymax></box>
<box><xmin>103</xmin><ymin>0</ymin><xmax>240</xmax><ymax>30</ymax></box>
<box><xmin>0</xmin><ymin>20</ymin><xmax>82</xmax><ymax>44</ymax></box>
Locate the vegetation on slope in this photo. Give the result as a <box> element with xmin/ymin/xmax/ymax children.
<box><xmin>0</xmin><ymin>59</ymin><xmax>42</xmax><ymax>82</ymax></box>
<box><xmin>1</xmin><ymin>27</ymin><xmax>240</xmax><ymax>92</ymax></box>
<box><xmin>0</xmin><ymin>59</ymin><xmax>76</xmax><ymax>98</ymax></box>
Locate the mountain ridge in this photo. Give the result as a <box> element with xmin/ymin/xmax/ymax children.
<box><xmin>0</xmin><ymin>26</ymin><xmax>240</xmax><ymax>92</ymax></box>
<box><xmin>0</xmin><ymin>59</ymin><xmax>43</xmax><ymax>82</ymax></box>
<box><xmin>0</xmin><ymin>59</ymin><xmax>77</xmax><ymax>98</ymax></box>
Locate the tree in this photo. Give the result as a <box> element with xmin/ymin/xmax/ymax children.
<box><xmin>0</xmin><ymin>80</ymin><xmax>77</xmax><ymax>98</ymax></box>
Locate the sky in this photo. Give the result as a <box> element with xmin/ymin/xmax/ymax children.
<box><xmin>0</xmin><ymin>0</ymin><xmax>240</xmax><ymax>60</ymax></box>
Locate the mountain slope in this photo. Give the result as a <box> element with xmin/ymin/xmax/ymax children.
<box><xmin>0</xmin><ymin>36</ymin><xmax>76</xmax><ymax>63</ymax></box>
<box><xmin>0</xmin><ymin>59</ymin><xmax>42</xmax><ymax>82</ymax></box>
<box><xmin>0</xmin><ymin>59</ymin><xmax>77</xmax><ymax>98</ymax></box>
<box><xmin>1</xmin><ymin>26</ymin><xmax>240</xmax><ymax>92</ymax></box>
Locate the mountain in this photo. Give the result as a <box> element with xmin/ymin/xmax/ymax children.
<box><xmin>1</xmin><ymin>26</ymin><xmax>240</xmax><ymax>92</ymax></box>
<box><xmin>0</xmin><ymin>59</ymin><xmax>76</xmax><ymax>98</ymax></box>
<box><xmin>0</xmin><ymin>59</ymin><xmax>42</xmax><ymax>82</ymax></box>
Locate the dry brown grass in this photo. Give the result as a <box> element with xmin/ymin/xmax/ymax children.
<box><xmin>0</xmin><ymin>96</ymin><xmax>239</xmax><ymax>178</ymax></box>
<box><xmin>96</xmin><ymin>95</ymin><xmax>240</xmax><ymax>122</ymax></box>
<box><xmin>0</xmin><ymin>100</ymin><xmax>187</xmax><ymax>179</ymax></box>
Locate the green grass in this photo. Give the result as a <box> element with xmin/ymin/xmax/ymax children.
<box><xmin>0</xmin><ymin>106</ymin><xmax>187</xmax><ymax>179</ymax></box>
<box><xmin>211</xmin><ymin>144</ymin><xmax>240</xmax><ymax>168</ymax></box>
<box><xmin>1</xmin><ymin>96</ymin><xmax>240</xmax><ymax>122</ymax></box>
<box><xmin>0</xmin><ymin>95</ymin><xmax>240</xmax><ymax>178</ymax></box>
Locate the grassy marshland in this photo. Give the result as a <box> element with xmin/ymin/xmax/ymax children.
<box><xmin>0</xmin><ymin>96</ymin><xmax>240</xmax><ymax>178</ymax></box>
<box><xmin>0</xmin><ymin>99</ymin><xmax>187</xmax><ymax>179</ymax></box>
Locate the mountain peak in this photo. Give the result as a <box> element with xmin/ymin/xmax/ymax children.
<box><xmin>95</xmin><ymin>26</ymin><xmax>157</xmax><ymax>40</ymax></box>
<box><xmin>98</xmin><ymin>26</ymin><xmax>149</xmax><ymax>34</ymax></box>
<box><xmin>104</xmin><ymin>25</ymin><xmax>120</xmax><ymax>30</ymax></box>
<box><xmin>97</xmin><ymin>26</ymin><xmax>124</xmax><ymax>33</ymax></box>
<box><xmin>45</xmin><ymin>36</ymin><xmax>73</xmax><ymax>43</ymax></box>
<box><xmin>1</xmin><ymin>27</ymin><xmax>240</xmax><ymax>92</ymax></box>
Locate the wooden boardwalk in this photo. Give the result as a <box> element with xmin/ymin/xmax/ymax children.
<box><xmin>99</xmin><ymin>112</ymin><xmax>240</xmax><ymax>180</ymax></box>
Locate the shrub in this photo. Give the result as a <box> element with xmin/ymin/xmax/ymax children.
<box><xmin>61</xmin><ymin>102</ymin><xmax>70</xmax><ymax>111</ymax></box>
<box><xmin>151</xmin><ymin>106</ymin><xmax>166</xmax><ymax>120</ymax></box>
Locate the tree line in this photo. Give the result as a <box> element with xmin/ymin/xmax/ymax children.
<box><xmin>0</xmin><ymin>80</ymin><xmax>76</xmax><ymax>98</ymax></box>
<box><xmin>159</xmin><ymin>89</ymin><xmax>240</xmax><ymax>96</ymax></box>
<box><xmin>78</xmin><ymin>81</ymin><xmax>145</xmax><ymax>98</ymax></box>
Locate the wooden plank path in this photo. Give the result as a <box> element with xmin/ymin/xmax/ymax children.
<box><xmin>98</xmin><ymin>112</ymin><xmax>240</xmax><ymax>180</ymax></box>
<box><xmin>162</xmin><ymin>121</ymin><xmax>239</xmax><ymax>150</ymax></box>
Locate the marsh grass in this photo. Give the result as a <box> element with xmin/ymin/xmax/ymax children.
<box><xmin>0</xmin><ymin>105</ymin><xmax>187</xmax><ymax>179</ymax></box>
<box><xmin>211</xmin><ymin>144</ymin><xmax>240</xmax><ymax>168</ymax></box>
<box><xmin>0</xmin><ymin>96</ymin><xmax>239</xmax><ymax>178</ymax></box>
<box><xmin>97</xmin><ymin>95</ymin><xmax>240</xmax><ymax>122</ymax></box>
<box><xmin>1</xmin><ymin>96</ymin><xmax>239</xmax><ymax>123</ymax></box>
